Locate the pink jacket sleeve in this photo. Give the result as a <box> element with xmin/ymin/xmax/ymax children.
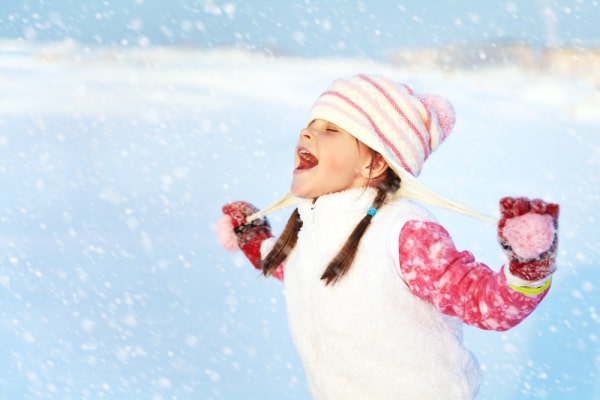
<box><xmin>399</xmin><ymin>220</ymin><xmax>550</xmax><ymax>331</ymax></box>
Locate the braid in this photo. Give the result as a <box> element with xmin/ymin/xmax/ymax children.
<box><xmin>260</xmin><ymin>167</ymin><xmax>400</xmax><ymax>284</ymax></box>
<box><xmin>321</xmin><ymin>168</ymin><xmax>400</xmax><ymax>285</ymax></box>
<box><xmin>260</xmin><ymin>208</ymin><xmax>302</xmax><ymax>277</ymax></box>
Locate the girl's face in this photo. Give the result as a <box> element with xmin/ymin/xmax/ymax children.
<box><xmin>291</xmin><ymin>119</ymin><xmax>381</xmax><ymax>199</ymax></box>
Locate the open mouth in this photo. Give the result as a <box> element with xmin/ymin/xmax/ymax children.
<box><xmin>296</xmin><ymin>147</ymin><xmax>318</xmax><ymax>170</ymax></box>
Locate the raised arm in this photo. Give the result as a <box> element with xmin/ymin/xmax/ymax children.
<box><xmin>398</xmin><ymin>197</ymin><xmax>559</xmax><ymax>331</ymax></box>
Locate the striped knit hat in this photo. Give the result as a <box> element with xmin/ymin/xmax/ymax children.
<box><xmin>308</xmin><ymin>74</ymin><xmax>455</xmax><ymax>177</ymax></box>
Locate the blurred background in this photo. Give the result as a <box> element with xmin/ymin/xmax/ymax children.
<box><xmin>1</xmin><ymin>0</ymin><xmax>599</xmax><ymax>56</ymax></box>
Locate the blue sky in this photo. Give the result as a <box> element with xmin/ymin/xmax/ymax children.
<box><xmin>1</xmin><ymin>0</ymin><xmax>599</xmax><ymax>57</ymax></box>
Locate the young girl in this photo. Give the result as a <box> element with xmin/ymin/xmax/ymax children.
<box><xmin>216</xmin><ymin>74</ymin><xmax>559</xmax><ymax>399</ymax></box>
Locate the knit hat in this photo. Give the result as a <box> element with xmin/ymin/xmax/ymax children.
<box><xmin>307</xmin><ymin>74</ymin><xmax>455</xmax><ymax>177</ymax></box>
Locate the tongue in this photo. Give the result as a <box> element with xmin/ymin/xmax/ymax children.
<box><xmin>298</xmin><ymin>157</ymin><xmax>315</xmax><ymax>170</ymax></box>
<box><xmin>298</xmin><ymin>153</ymin><xmax>318</xmax><ymax>170</ymax></box>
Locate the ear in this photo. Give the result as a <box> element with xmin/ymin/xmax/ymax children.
<box><xmin>360</xmin><ymin>153</ymin><xmax>388</xmax><ymax>180</ymax></box>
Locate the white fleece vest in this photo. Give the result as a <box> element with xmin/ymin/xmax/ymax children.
<box><xmin>283</xmin><ymin>188</ymin><xmax>481</xmax><ymax>400</ymax></box>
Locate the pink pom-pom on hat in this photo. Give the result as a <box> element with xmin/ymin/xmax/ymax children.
<box><xmin>308</xmin><ymin>74</ymin><xmax>456</xmax><ymax>177</ymax></box>
<box><xmin>417</xmin><ymin>94</ymin><xmax>455</xmax><ymax>140</ymax></box>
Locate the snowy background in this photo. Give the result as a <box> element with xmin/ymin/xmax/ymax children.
<box><xmin>1</xmin><ymin>1</ymin><xmax>600</xmax><ymax>399</ymax></box>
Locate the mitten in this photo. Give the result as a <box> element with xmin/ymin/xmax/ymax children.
<box><xmin>498</xmin><ymin>197</ymin><xmax>559</xmax><ymax>283</ymax></box>
<box><xmin>216</xmin><ymin>201</ymin><xmax>273</xmax><ymax>269</ymax></box>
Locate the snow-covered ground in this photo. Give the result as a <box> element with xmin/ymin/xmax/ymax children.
<box><xmin>1</xmin><ymin>40</ymin><xmax>599</xmax><ymax>399</ymax></box>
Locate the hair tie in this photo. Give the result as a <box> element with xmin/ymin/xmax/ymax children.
<box><xmin>367</xmin><ymin>206</ymin><xmax>377</xmax><ymax>217</ymax></box>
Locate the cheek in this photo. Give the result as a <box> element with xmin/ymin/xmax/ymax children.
<box><xmin>317</xmin><ymin>137</ymin><xmax>363</xmax><ymax>177</ymax></box>
<box><xmin>322</xmin><ymin>153</ymin><xmax>360</xmax><ymax>178</ymax></box>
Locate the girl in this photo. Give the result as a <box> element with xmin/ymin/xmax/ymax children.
<box><xmin>216</xmin><ymin>74</ymin><xmax>559</xmax><ymax>399</ymax></box>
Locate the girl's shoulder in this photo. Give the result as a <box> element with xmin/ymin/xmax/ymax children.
<box><xmin>373</xmin><ymin>198</ymin><xmax>438</xmax><ymax>253</ymax></box>
<box><xmin>382</xmin><ymin>197</ymin><xmax>437</xmax><ymax>224</ymax></box>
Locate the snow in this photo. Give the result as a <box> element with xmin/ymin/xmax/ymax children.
<box><xmin>1</xmin><ymin>39</ymin><xmax>599</xmax><ymax>399</ymax></box>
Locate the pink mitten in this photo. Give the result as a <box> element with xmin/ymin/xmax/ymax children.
<box><xmin>498</xmin><ymin>197</ymin><xmax>559</xmax><ymax>282</ymax></box>
<box><xmin>217</xmin><ymin>201</ymin><xmax>273</xmax><ymax>269</ymax></box>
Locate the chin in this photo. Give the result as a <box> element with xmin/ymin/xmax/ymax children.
<box><xmin>290</xmin><ymin>189</ymin><xmax>309</xmax><ymax>199</ymax></box>
<box><xmin>290</xmin><ymin>184</ymin><xmax>313</xmax><ymax>200</ymax></box>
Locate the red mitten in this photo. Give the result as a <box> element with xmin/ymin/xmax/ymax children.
<box><xmin>216</xmin><ymin>201</ymin><xmax>273</xmax><ymax>269</ymax></box>
<box><xmin>498</xmin><ymin>197</ymin><xmax>559</xmax><ymax>282</ymax></box>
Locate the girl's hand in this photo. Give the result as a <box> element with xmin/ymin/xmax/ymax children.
<box><xmin>498</xmin><ymin>197</ymin><xmax>559</xmax><ymax>282</ymax></box>
<box><xmin>216</xmin><ymin>201</ymin><xmax>273</xmax><ymax>268</ymax></box>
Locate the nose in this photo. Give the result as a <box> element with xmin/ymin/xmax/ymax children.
<box><xmin>300</xmin><ymin>127</ymin><xmax>314</xmax><ymax>140</ymax></box>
